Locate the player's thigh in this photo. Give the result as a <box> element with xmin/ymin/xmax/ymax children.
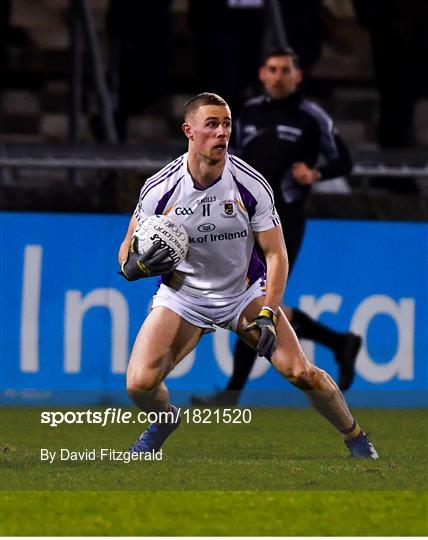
<box><xmin>128</xmin><ymin>306</ymin><xmax>203</xmax><ymax>386</ymax></box>
<box><xmin>236</xmin><ymin>297</ymin><xmax>309</xmax><ymax>377</ymax></box>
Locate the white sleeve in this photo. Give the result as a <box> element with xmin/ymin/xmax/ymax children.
<box><xmin>133</xmin><ymin>183</ymin><xmax>158</xmax><ymax>224</ymax></box>
<box><xmin>133</xmin><ymin>155</ymin><xmax>185</xmax><ymax>223</ymax></box>
<box><xmin>251</xmin><ymin>182</ymin><xmax>281</xmax><ymax>232</ymax></box>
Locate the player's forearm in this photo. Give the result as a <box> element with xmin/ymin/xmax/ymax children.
<box><xmin>118</xmin><ymin>240</ymin><xmax>130</xmax><ymax>265</ymax></box>
<box><xmin>118</xmin><ymin>215</ymin><xmax>138</xmax><ymax>265</ymax></box>
<box><xmin>264</xmin><ymin>250</ymin><xmax>288</xmax><ymax>313</ymax></box>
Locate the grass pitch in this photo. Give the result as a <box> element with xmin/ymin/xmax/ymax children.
<box><xmin>1</xmin><ymin>406</ymin><xmax>427</xmax><ymax>535</ymax></box>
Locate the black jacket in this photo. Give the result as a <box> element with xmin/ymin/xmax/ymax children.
<box><xmin>235</xmin><ymin>91</ymin><xmax>353</xmax><ymax>204</ymax></box>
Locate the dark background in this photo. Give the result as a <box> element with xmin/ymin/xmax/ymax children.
<box><xmin>1</xmin><ymin>0</ymin><xmax>427</xmax><ymax>220</ymax></box>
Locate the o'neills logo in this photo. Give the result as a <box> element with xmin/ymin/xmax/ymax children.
<box><xmin>189</xmin><ymin>229</ymin><xmax>247</xmax><ymax>244</ymax></box>
<box><xmin>153</xmin><ymin>222</ymin><xmax>187</xmax><ymax>242</ymax></box>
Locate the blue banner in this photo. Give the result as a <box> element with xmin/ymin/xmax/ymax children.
<box><xmin>1</xmin><ymin>212</ymin><xmax>427</xmax><ymax>406</ymax></box>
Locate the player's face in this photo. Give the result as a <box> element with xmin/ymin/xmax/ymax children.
<box><xmin>184</xmin><ymin>105</ymin><xmax>232</xmax><ymax>163</ymax></box>
<box><xmin>259</xmin><ymin>55</ymin><xmax>302</xmax><ymax>100</ymax></box>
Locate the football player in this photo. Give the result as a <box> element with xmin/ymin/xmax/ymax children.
<box><xmin>118</xmin><ymin>93</ymin><xmax>378</xmax><ymax>459</ymax></box>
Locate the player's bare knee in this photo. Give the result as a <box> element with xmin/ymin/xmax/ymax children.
<box><xmin>287</xmin><ymin>368</ymin><xmax>311</xmax><ymax>388</ymax></box>
<box><xmin>126</xmin><ymin>372</ymin><xmax>159</xmax><ymax>397</ymax></box>
<box><xmin>285</xmin><ymin>363</ymin><xmax>324</xmax><ymax>390</ymax></box>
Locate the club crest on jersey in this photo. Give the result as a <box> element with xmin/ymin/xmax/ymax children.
<box><xmin>221</xmin><ymin>200</ymin><xmax>236</xmax><ymax>218</ymax></box>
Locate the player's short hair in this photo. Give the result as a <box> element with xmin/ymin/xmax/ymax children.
<box><xmin>262</xmin><ymin>47</ymin><xmax>300</xmax><ymax>68</ymax></box>
<box><xmin>184</xmin><ymin>93</ymin><xmax>229</xmax><ymax>120</ymax></box>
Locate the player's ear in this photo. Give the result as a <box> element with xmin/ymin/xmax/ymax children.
<box><xmin>182</xmin><ymin>122</ymin><xmax>193</xmax><ymax>140</ymax></box>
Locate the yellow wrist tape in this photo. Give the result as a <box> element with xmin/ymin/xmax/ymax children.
<box><xmin>259</xmin><ymin>308</ymin><xmax>277</xmax><ymax>325</ymax></box>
